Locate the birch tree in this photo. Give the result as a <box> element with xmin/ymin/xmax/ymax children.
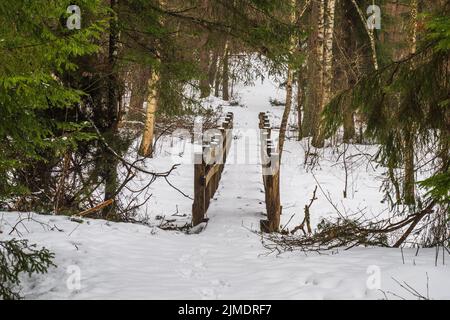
<box><xmin>312</xmin><ymin>0</ymin><xmax>334</xmax><ymax>148</ymax></box>
<box><xmin>138</xmin><ymin>70</ymin><xmax>160</xmax><ymax>157</ymax></box>
<box><xmin>138</xmin><ymin>0</ymin><xmax>165</xmax><ymax>158</ymax></box>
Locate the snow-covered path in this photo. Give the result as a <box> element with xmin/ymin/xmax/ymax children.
<box><xmin>1</xmin><ymin>76</ymin><xmax>449</xmax><ymax>300</ymax></box>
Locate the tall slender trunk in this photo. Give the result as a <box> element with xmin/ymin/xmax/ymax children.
<box><xmin>199</xmin><ymin>40</ymin><xmax>211</xmax><ymax>98</ymax></box>
<box><xmin>322</xmin><ymin>0</ymin><xmax>336</xmax><ymax>104</ymax></box>
<box><xmin>107</xmin><ymin>0</ymin><xmax>119</xmax><ymax>131</ymax></box>
<box><xmin>312</xmin><ymin>0</ymin><xmax>334</xmax><ymax>148</ymax></box>
<box><xmin>343</xmin><ymin>111</ymin><xmax>355</xmax><ymax>142</ymax></box>
<box><xmin>311</xmin><ymin>0</ymin><xmax>324</xmax><ymax>142</ymax></box>
<box><xmin>278</xmin><ymin>0</ymin><xmax>297</xmax><ymax>159</ymax></box>
<box><xmin>54</xmin><ymin>151</ymin><xmax>71</xmax><ymax>214</ymax></box>
<box><xmin>297</xmin><ymin>71</ymin><xmax>304</xmax><ymax>140</ymax></box>
<box><xmin>128</xmin><ymin>65</ymin><xmax>151</xmax><ymax>122</ymax></box>
<box><xmin>403</xmin><ymin>0</ymin><xmax>418</xmax><ymax>205</ymax></box>
<box><xmin>102</xmin><ymin>0</ymin><xmax>120</xmax><ymax>218</ymax></box>
<box><xmin>138</xmin><ymin>70</ymin><xmax>160</xmax><ymax>157</ymax></box>
<box><xmin>340</xmin><ymin>0</ymin><xmax>356</xmax><ymax>143</ymax></box>
<box><xmin>403</xmin><ymin>129</ymin><xmax>415</xmax><ymax>205</ymax></box>
<box><xmin>303</xmin><ymin>51</ymin><xmax>313</xmax><ymax>137</ymax></box>
<box><xmin>138</xmin><ymin>0</ymin><xmax>165</xmax><ymax>158</ymax></box>
<box><xmin>214</xmin><ymin>41</ymin><xmax>225</xmax><ymax>98</ymax></box>
<box><xmin>304</xmin><ymin>0</ymin><xmax>324</xmax><ymax>138</ymax></box>
<box><xmin>222</xmin><ymin>41</ymin><xmax>230</xmax><ymax>101</ymax></box>
<box><xmin>208</xmin><ymin>49</ymin><xmax>219</xmax><ymax>88</ymax></box>
<box><xmin>278</xmin><ymin>69</ymin><xmax>294</xmax><ymax>159</ymax></box>
<box><xmin>214</xmin><ymin>63</ymin><xmax>221</xmax><ymax>97</ymax></box>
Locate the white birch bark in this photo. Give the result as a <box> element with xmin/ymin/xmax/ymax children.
<box><xmin>312</xmin><ymin>0</ymin><xmax>332</xmax><ymax>148</ymax></box>
<box><xmin>138</xmin><ymin>71</ymin><xmax>160</xmax><ymax>157</ymax></box>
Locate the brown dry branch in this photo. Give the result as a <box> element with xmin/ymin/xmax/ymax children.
<box><xmin>259</xmin><ymin>200</ymin><xmax>445</xmax><ymax>253</ymax></box>
<box><xmin>291</xmin><ymin>185</ymin><xmax>317</xmax><ymax>235</ymax></box>
<box><xmin>75</xmin><ymin>199</ymin><xmax>115</xmax><ymax>217</ymax></box>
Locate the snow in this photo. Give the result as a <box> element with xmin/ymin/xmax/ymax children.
<box><xmin>1</xmin><ymin>212</ymin><xmax>449</xmax><ymax>299</ymax></box>
<box><xmin>1</xmin><ymin>64</ymin><xmax>449</xmax><ymax>300</ymax></box>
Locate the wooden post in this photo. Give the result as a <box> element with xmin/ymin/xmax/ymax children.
<box><xmin>220</xmin><ymin>126</ymin><xmax>226</xmax><ymax>168</ymax></box>
<box><xmin>192</xmin><ymin>152</ymin><xmax>206</xmax><ymax>226</ymax></box>
<box><xmin>259</xmin><ymin>113</ymin><xmax>281</xmax><ymax>232</ymax></box>
<box><xmin>258</xmin><ymin>112</ymin><xmax>265</xmax><ymax>129</ymax></box>
<box><xmin>211</xmin><ymin>139</ymin><xmax>219</xmax><ymax>194</ymax></box>
<box><xmin>269</xmin><ymin>170</ymin><xmax>281</xmax><ymax>231</ymax></box>
<box><xmin>205</xmin><ymin>143</ymin><xmax>212</xmax><ymax>211</ymax></box>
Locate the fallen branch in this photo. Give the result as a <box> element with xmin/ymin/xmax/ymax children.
<box><xmin>75</xmin><ymin>199</ymin><xmax>115</xmax><ymax>217</ymax></box>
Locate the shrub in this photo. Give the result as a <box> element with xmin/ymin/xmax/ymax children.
<box><xmin>0</xmin><ymin>239</ymin><xmax>55</xmax><ymax>300</ymax></box>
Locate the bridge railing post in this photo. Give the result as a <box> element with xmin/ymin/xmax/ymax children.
<box><xmin>192</xmin><ymin>112</ymin><xmax>233</xmax><ymax>227</ymax></box>
<box><xmin>259</xmin><ymin>112</ymin><xmax>281</xmax><ymax>233</ymax></box>
<box><xmin>192</xmin><ymin>151</ymin><xmax>206</xmax><ymax>226</ymax></box>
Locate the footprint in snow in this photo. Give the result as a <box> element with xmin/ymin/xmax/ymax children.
<box><xmin>177</xmin><ymin>251</ymin><xmax>208</xmax><ymax>279</ymax></box>
<box><xmin>197</xmin><ymin>288</ymin><xmax>218</xmax><ymax>299</ymax></box>
<box><xmin>304</xmin><ymin>278</ymin><xmax>319</xmax><ymax>286</ymax></box>
<box><xmin>211</xmin><ymin>279</ymin><xmax>230</xmax><ymax>288</ymax></box>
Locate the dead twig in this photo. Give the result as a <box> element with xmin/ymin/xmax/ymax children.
<box><xmin>291</xmin><ymin>185</ymin><xmax>317</xmax><ymax>235</ymax></box>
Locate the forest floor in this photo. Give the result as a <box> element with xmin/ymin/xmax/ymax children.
<box><xmin>1</xmin><ymin>70</ymin><xmax>449</xmax><ymax>300</ymax></box>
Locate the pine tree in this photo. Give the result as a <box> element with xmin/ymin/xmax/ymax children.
<box><xmin>0</xmin><ymin>0</ymin><xmax>107</xmax><ymax>202</ymax></box>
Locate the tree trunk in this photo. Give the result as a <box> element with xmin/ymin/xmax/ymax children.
<box><xmin>297</xmin><ymin>71</ymin><xmax>304</xmax><ymax>140</ymax></box>
<box><xmin>208</xmin><ymin>49</ymin><xmax>219</xmax><ymax>88</ymax></box>
<box><xmin>350</xmin><ymin>0</ymin><xmax>378</xmax><ymax>71</ymax></box>
<box><xmin>214</xmin><ymin>61</ymin><xmax>221</xmax><ymax>98</ymax></box>
<box><xmin>339</xmin><ymin>0</ymin><xmax>357</xmax><ymax>143</ymax></box>
<box><xmin>199</xmin><ymin>35</ymin><xmax>211</xmax><ymax>98</ymax></box>
<box><xmin>304</xmin><ymin>0</ymin><xmax>323</xmax><ymax>138</ymax></box>
<box><xmin>138</xmin><ymin>70</ymin><xmax>160</xmax><ymax>157</ymax></box>
<box><xmin>403</xmin><ymin>130</ymin><xmax>415</xmax><ymax>205</ymax></box>
<box><xmin>403</xmin><ymin>0</ymin><xmax>418</xmax><ymax>205</ymax></box>
<box><xmin>278</xmin><ymin>68</ymin><xmax>294</xmax><ymax>160</ymax></box>
<box><xmin>278</xmin><ymin>0</ymin><xmax>297</xmax><ymax>159</ymax></box>
<box><xmin>128</xmin><ymin>65</ymin><xmax>151</xmax><ymax>122</ymax></box>
<box><xmin>222</xmin><ymin>41</ymin><xmax>230</xmax><ymax>101</ymax></box>
<box><xmin>312</xmin><ymin>0</ymin><xmax>331</xmax><ymax>148</ymax></box>
<box><xmin>102</xmin><ymin>0</ymin><xmax>120</xmax><ymax>218</ymax></box>
<box><xmin>343</xmin><ymin>111</ymin><xmax>355</xmax><ymax>142</ymax></box>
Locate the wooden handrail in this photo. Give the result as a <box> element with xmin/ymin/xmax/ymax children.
<box><xmin>192</xmin><ymin>112</ymin><xmax>234</xmax><ymax>226</ymax></box>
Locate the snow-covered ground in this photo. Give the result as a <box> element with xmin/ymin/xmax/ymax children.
<box><xmin>1</xmin><ymin>211</ymin><xmax>449</xmax><ymax>299</ymax></box>
<box><xmin>1</xmin><ymin>68</ymin><xmax>449</xmax><ymax>300</ymax></box>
